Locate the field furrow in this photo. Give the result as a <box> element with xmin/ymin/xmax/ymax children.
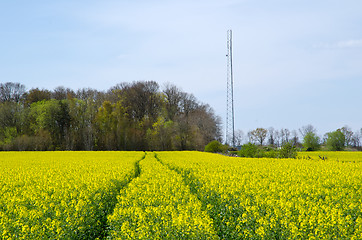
<box><xmin>107</xmin><ymin>152</ymin><xmax>219</xmax><ymax>239</ymax></box>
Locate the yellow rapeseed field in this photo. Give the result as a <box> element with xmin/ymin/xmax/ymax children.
<box><xmin>0</xmin><ymin>151</ymin><xmax>144</xmax><ymax>239</ymax></box>
<box><xmin>298</xmin><ymin>151</ymin><xmax>362</xmax><ymax>162</ymax></box>
<box><xmin>108</xmin><ymin>152</ymin><xmax>218</xmax><ymax>239</ymax></box>
<box><xmin>157</xmin><ymin>151</ymin><xmax>362</xmax><ymax>239</ymax></box>
<box><xmin>1</xmin><ymin>151</ymin><xmax>361</xmax><ymax>239</ymax></box>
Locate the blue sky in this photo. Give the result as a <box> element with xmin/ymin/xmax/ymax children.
<box><xmin>1</xmin><ymin>0</ymin><xmax>361</xmax><ymax>138</ymax></box>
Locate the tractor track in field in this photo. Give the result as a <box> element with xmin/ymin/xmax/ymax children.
<box><xmin>97</xmin><ymin>152</ymin><xmax>146</xmax><ymax>239</ymax></box>
<box><xmin>153</xmin><ymin>153</ymin><xmax>230</xmax><ymax>239</ymax></box>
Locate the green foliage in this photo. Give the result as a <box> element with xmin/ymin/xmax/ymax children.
<box><xmin>238</xmin><ymin>142</ymin><xmax>297</xmax><ymax>158</ymax></box>
<box><xmin>29</xmin><ymin>99</ymin><xmax>70</xmax><ymax>149</ymax></box>
<box><xmin>204</xmin><ymin>140</ymin><xmax>227</xmax><ymax>153</ymax></box>
<box><xmin>238</xmin><ymin>143</ymin><xmax>277</xmax><ymax>158</ymax></box>
<box><xmin>263</xmin><ymin>148</ymin><xmax>278</xmax><ymax>158</ymax></box>
<box><xmin>0</xmin><ymin>127</ymin><xmax>17</xmax><ymax>147</ymax></box>
<box><xmin>279</xmin><ymin>141</ymin><xmax>297</xmax><ymax>158</ymax></box>
<box><xmin>303</xmin><ymin>132</ymin><xmax>320</xmax><ymax>151</ymax></box>
<box><xmin>238</xmin><ymin>143</ymin><xmax>259</xmax><ymax>157</ymax></box>
<box><xmin>146</xmin><ymin>118</ymin><xmax>175</xmax><ymax>151</ymax></box>
<box><xmin>0</xmin><ymin>81</ymin><xmax>223</xmax><ymax>151</ymax></box>
<box><xmin>326</xmin><ymin>130</ymin><xmax>346</xmax><ymax>151</ymax></box>
<box><xmin>1</xmin><ymin>131</ymin><xmax>52</xmax><ymax>151</ymax></box>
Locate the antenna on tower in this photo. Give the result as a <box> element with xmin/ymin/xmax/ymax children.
<box><xmin>226</xmin><ymin>29</ymin><xmax>235</xmax><ymax>147</ymax></box>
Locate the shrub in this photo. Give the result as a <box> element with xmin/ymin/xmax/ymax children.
<box><xmin>238</xmin><ymin>142</ymin><xmax>297</xmax><ymax>159</ymax></box>
<box><xmin>278</xmin><ymin>141</ymin><xmax>297</xmax><ymax>158</ymax></box>
<box><xmin>238</xmin><ymin>143</ymin><xmax>260</xmax><ymax>158</ymax></box>
<box><xmin>204</xmin><ymin>140</ymin><xmax>227</xmax><ymax>153</ymax></box>
<box><xmin>264</xmin><ymin>149</ymin><xmax>277</xmax><ymax>158</ymax></box>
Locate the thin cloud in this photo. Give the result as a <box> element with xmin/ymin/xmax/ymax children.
<box><xmin>335</xmin><ymin>39</ymin><xmax>362</xmax><ymax>48</ymax></box>
<box><xmin>315</xmin><ymin>39</ymin><xmax>362</xmax><ymax>49</ymax></box>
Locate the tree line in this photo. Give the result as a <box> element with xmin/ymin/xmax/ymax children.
<box><xmin>235</xmin><ymin>124</ymin><xmax>362</xmax><ymax>151</ymax></box>
<box><xmin>205</xmin><ymin>124</ymin><xmax>361</xmax><ymax>158</ymax></box>
<box><xmin>0</xmin><ymin>81</ymin><xmax>222</xmax><ymax>151</ymax></box>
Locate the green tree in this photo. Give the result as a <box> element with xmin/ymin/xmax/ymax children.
<box><xmin>326</xmin><ymin>130</ymin><xmax>345</xmax><ymax>151</ymax></box>
<box><xmin>95</xmin><ymin>101</ymin><xmax>117</xmax><ymax>150</ymax></box>
<box><xmin>29</xmin><ymin>99</ymin><xmax>70</xmax><ymax>150</ymax></box>
<box><xmin>0</xmin><ymin>126</ymin><xmax>17</xmax><ymax>147</ymax></box>
<box><xmin>0</xmin><ymin>101</ymin><xmax>33</xmax><ymax>150</ymax></box>
<box><xmin>303</xmin><ymin>132</ymin><xmax>320</xmax><ymax>151</ymax></box>
<box><xmin>67</xmin><ymin>98</ymin><xmax>97</xmax><ymax>150</ymax></box>
<box><xmin>95</xmin><ymin>100</ymin><xmax>132</xmax><ymax>150</ymax></box>
<box><xmin>147</xmin><ymin>117</ymin><xmax>175</xmax><ymax>151</ymax></box>
<box><xmin>0</xmin><ymin>81</ymin><xmax>222</xmax><ymax>151</ymax></box>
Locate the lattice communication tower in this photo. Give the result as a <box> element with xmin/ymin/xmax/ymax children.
<box><xmin>226</xmin><ymin>29</ymin><xmax>235</xmax><ymax>147</ymax></box>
